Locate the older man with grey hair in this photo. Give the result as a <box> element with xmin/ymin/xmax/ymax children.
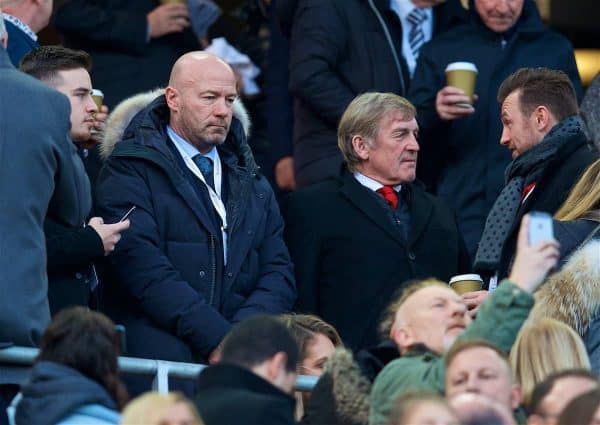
<box><xmin>0</xmin><ymin>5</ymin><xmax>89</xmax><ymax>422</ymax></box>
<box><xmin>285</xmin><ymin>91</ymin><xmax>470</xmax><ymax>351</ymax></box>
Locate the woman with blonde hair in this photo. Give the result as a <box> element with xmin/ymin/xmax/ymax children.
<box><xmin>509</xmin><ymin>318</ymin><xmax>591</xmax><ymax>408</ymax></box>
<box><xmin>553</xmin><ymin>159</ymin><xmax>600</xmax><ymax>264</ymax></box>
<box><xmin>121</xmin><ymin>392</ymin><xmax>203</xmax><ymax>425</ymax></box>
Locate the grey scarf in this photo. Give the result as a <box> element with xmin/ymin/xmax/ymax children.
<box><xmin>474</xmin><ymin>115</ymin><xmax>585</xmax><ymax>272</ymax></box>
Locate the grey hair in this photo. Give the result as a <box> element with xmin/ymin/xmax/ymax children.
<box><xmin>337</xmin><ymin>92</ymin><xmax>416</xmax><ymax>172</ymax></box>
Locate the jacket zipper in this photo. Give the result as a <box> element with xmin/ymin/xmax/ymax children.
<box><xmin>209</xmin><ymin>235</ymin><xmax>216</xmax><ymax>306</ymax></box>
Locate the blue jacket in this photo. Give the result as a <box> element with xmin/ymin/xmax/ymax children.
<box><xmin>95</xmin><ymin>95</ymin><xmax>296</xmax><ymax>363</ymax></box>
<box><xmin>4</xmin><ymin>19</ymin><xmax>39</xmax><ymax>66</ymax></box>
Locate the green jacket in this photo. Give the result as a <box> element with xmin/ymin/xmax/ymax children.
<box><xmin>368</xmin><ymin>280</ymin><xmax>534</xmax><ymax>425</ymax></box>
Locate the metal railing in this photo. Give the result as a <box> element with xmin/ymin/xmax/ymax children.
<box><xmin>0</xmin><ymin>346</ymin><xmax>318</xmax><ymax>393</ymax></box>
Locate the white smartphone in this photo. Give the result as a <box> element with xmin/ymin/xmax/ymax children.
<box><xmin>528</xmin><ymin>211</ymin><xmax>554</xmax><ymax>245</ymax></box>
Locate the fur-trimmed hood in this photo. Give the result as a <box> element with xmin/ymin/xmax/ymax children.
<box><xmin>100</xmin><ymin>88</ymin><xmax>251</xmax><ymax>160</ymax></box>
<box><xmin>303</xmin><ymin>349</ymin><xmax>371</xmax><ymax>425</ymax></box>
<box><xmin>529</xmin><ymin>240</ymin><xmax>600</xmax><ymax>335</ymax></box>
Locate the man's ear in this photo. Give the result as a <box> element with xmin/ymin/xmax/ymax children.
<box><xmin>511</xmin><ymin>384</ymin><xmax>522</xmax><ymax>410</ymax></box>
<box><xmin>390</xmin><ymin>324</ymin><xmax>414</xmax><ymax>353</ymax></box>
<box><xmin>165</xmin><ymin>86</ymin><xmax>180</xmax><ymax>112</ymax></box>
<box><xmin>266</xmin><ymin>352</ymin><xmax>288</xmax><ymax>382</ymax></box>
<box><xmin>532</xmin><ymin>105</ymin><xmax>555</xmax><ymax>133</ymax></box>
<box><xmin>351</xmin><ymin>135</ymin><xmax>371</xmax><ymax>161</ymax></box>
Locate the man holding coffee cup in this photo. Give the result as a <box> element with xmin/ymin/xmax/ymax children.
<box><xmin>407</xmin><ymin>0</ymin><xmax>582</xmax><ymax>259</ymax></box>
<box><xmin>20</xmin><ymin>45</ymin><xmax>130</xmax><ymax>316</ymax></box>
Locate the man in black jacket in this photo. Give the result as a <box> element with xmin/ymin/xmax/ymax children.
<box><xmin>195</xmin><ymin>315</ymin><xmax>298</xmax><ymax>425</ymax></box>
<box><xmin>288</xmin><ymin>0</ymin><xmax>466</xmax><ymax>188</ymax></box>
<box><xmin>473</xmin><ymin>67</ymin><xmax>596</xmax><ymax>290</ymax></box>
<box><xmin>20</xmin><ymin>46</ymin><xmax>129</xmax><ymax>315</ymax></box>
<box><xmin>285</xmin><ymin>92</ymin><xmax>470</xmax><ymax>350</ymax></box>
<box><xmin>408</xmin><ymin>0</ymin><xmax>582</xmax><ymax>258</ymax></box>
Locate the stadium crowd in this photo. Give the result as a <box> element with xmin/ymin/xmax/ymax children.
<box><xmin>1</xmin><ymin>0</ymin><xmax>600</xmax><ymax>424</ymax></box>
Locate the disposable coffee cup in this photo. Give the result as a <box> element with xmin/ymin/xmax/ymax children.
<box><xmin>445</xmin><ymin>62</ymin><xmax>478</xmax><ymax>107</ymax></box>
<box><xmin>449</xmin><ymin>274</ymin><xmax>483</xmax><ymax>295</ymax></box>
<box><xmin>91</xmin><ymin>89</ymin><xmax>104</xmax><ymax>111</ymax></box>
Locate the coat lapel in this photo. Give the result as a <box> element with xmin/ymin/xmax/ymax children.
<box><xmin>339</xmin><ymin>173</ymin><xmax>406</xmax><ymax>246</ymax></box>
<box><xmin>407</xmin><ymin>185</ymin><xmax>433</xmax><ymax>248</ymax></box>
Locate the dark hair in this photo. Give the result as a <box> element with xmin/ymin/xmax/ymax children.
<box><xmin>220</xmin><ymin>315</ymin><xmax>299</xmax><ymax>372</ymax></box>
<box><xmin>497</xmin><ymin>67</ymin><xmax>578</xmax><ymax>122</ymax></box>
<box><xmin>528</xmin><ymin>369</ymin><xmax>598</xmax><ymax>415</ymax></box>
<box><xmin>37</xmin><ymin>307</ymin><xmax>129</xmax><ymax>409</ymax></box>
<box><xmin>445</xmin><ymin>339</ymin><xmax>509</xmax><ymax>369</ymax></box>
<box><xmin>20</xmin><ymin>45</ymin><xmax>92</xmax><ymax>85</ymax></box>
<box><xmin>558</xmin><ymin>389</ymin><xmax>600</xmax><ymax>425</ymax></box>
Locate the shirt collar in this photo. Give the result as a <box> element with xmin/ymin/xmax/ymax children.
<box><xmin>2</xmin><ymin>14</ymin><xmax>37</xmax><ymax>42</ymax></box>
<box><xmin>353</xmin><ymin>171</ymin><xmax>402</xmax><ymax>192</ymax></box>
<box><xmin>391</xmin><ymin>0</ymin><xmax>430</xmax><ymax>20</ymax></box>
<box><xmin>167</xmin><ymin>125</ymin><xmax>217</xmax><ymax>162</ymax></box>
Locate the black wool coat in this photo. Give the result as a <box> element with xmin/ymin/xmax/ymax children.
<box><xmin>284</xmin><ymin>171</ymin><xmax>471</xmax><ymax>350</ymax></box>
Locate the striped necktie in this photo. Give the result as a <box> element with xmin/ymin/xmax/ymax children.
<box><xmin>407</xmin><ymin>8</ymin><xmax>427</xmax><ymax>59</ymax></box>
<box><xmin>192</xmin><ymin>154</ymin><xmax>215</xmax><ymax>191</ymax></box>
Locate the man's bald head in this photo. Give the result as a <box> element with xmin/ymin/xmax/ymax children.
<box><xmin>165</xmin><ymin>51</ymin><xmax>238</xmax><ymax>154</ymax></box>
<box><xmin>168</xmin><ymin>51</ymin><xmax>234</xmax><ymax>90</ymax></box>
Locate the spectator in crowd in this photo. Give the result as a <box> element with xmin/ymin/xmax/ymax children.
<box><xmin>445</xmin><ymin>340</ymin><xmax>522</xmax><ymax>418</ymax></box>
<box><xmin>53</xmin><ymin>0</ymin><xmax>200</xmax><ymax>109</ymax></box>
<box><xmin>280</xmin><ymin>313</ymin><xmax>342</xmax><ymax>419</ymax></box>
<box><xmin>474</xmin><ymin>67</ymin><xmax>596</xmax><ymax>287</ymax></box>
<box><xmin>288</xmin><ymin>0</ymin><xmax>467</xmax><ymax>187</ymax></box>
<box><xmin>20</xmin><ymin>46</ymin><xmax>130</xmax><ymax>316</ymax></box>
<box><xmin>121</xmin><ymin>392</ymin><xmax>204</xmax><ymax>425</ymax></box>
<box><xmin>529</xmin><ymin>241</ymin><xmax>600</xmax><ymax>373</ymax></box>
<box><xmin>1</xmin><ymin>0</ymin><xmax>52</xmax><ymax>66</ymax></box>
<box><xmin>368</xmin><ymin>214</ymin><xmax>559</xmax><ymax>425</ymax></box>
<box><xmin>301</xmin><ymin>349</ymin><xmax>371</xmax><ymax>425</ymax></box>
<box><xmin>11</xmin><ymin>307</ymin><xmax>128</xmax><ymax>425</ymax></box>
<box><xmin>448</xmin><ymin>392</ymin><xmax>516</xmax><ymax>425</ymax></box>
<box><xmin>0</xmin><ymin>11</ymin><xmax>89</xmax><ymax>423</ymax></box>
<box><xmin>557</xmin><ymin>389</ymin><xmax>600</xmax><ymax>425</ymax></box>
<box><xmin>95</xmin><ymin>52</ymin><xmax>295</xmax><ymax>391</ymax></box>
<box><xmin>510</xmin><ymin>318</ymin><xmax>591</xmax><ymax>407</ymax></box>
<box><xmin>408</xmin><ymin>0</ymin><xmax>582</xmax><ymax>257</ymax></box>
<box><xmin>580</xmin><ymin>72</ymin><xmax>600</xmax><ymax>153</ymax></box>
<box><xmin>527</xmin><ymin>369</ymin><xmax>598</xmax><ymax>425</ymax></box>
<box><xmin>553</xmin><ymin>159</ymin><xmax>600</xmax><ymax>264</ymax></box>
<box><xmin>285</xmin><ymin>92</ymin><xmax>470</xmax><ymax>350</ymax></box>
<box><xmin>194</xmin><ymin>315</ymin><xmax>297</xmax><ymax>425</ymax></box>
<box><xmin>388</xmin><ymin>392</ymin><xmax>459</xmax><ymax>425</ymax></box>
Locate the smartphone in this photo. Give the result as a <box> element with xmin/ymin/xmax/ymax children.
<box><xmin>119</xmin><ymin>205</ymin><xmax>136</xmax><ymax>222</ymax></box>
<box><xmin>528</xmin><ymin>211</ymin><xmax>554</xmax><ymax>245</ymax></box>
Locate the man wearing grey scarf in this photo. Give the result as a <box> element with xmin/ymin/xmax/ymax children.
<box><xmin>472</xmin><ymin>67</ymin><xmax>597</xmax><ymax>298</ymax></box>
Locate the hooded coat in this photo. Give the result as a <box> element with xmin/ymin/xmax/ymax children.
<box><xmin>95</xmin><ymin>91</ymin><xmax>295</xmax><ymax>367</ymax></box>
<box><xmin>12</xmin><ymin>362</ymin><xmax>119</xmax><ymax>425</ymax></box>
<box><xmin>407</xmin><ymin>0</ymin><xmax>583</xmax><ymax>257</ymax></box>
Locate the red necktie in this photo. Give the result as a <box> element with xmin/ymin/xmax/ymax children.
<box><xmin>377</xmin><ymin>186</ymin><xmax>398</xmax><ymax>209</ymax></box>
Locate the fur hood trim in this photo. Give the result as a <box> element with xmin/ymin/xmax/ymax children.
<box><xmin>529</xmin><ymin>240</ymin><xmax>600</xmax><ymax>335</ymax></box>
<box><xmin>326</xmin><ymin>348</ymin><xmax>371</xmax><ymax>424</ymax></box>
<box><xmin>100</xmin><ymin>88</ymin><xmax>251</xmax><ymax>160</ymax></box>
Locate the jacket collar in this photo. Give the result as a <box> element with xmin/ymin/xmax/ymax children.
<box><xmin>0</xmin><ymin>47</ymin><xmax>13</xmax><ymax>69</ymax></box>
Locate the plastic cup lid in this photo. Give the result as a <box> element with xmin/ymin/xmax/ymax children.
<box><xmin>449</xmin><ymin>274</ymin><xmax>483</xmax><ymax>284</ymax></box>
<box><xmin>445</xmin><ymin>62</ymin><xmax>478</xmax><ymax>73</ymax></box>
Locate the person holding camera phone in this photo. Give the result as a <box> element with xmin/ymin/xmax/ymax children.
<box><xmin>467</xmin><ymin>67</ymin><xmax>597</xmax><ymax>315</ymax></box>
<box><xmin>20</xmin><ymin>46</ymin><xmax>131</xmax><ymax>317</ymax></box>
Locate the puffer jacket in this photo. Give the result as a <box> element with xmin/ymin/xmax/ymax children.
<box><xmin>95</xmin><ymin>91</ymin><xmax>295</xmax><ymax>365</ymax></box>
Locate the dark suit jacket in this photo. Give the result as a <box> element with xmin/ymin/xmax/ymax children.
<box><xmin>0</xmin><ymin>48</ymin><xmax>91</xmax><ymax>355</ymax></box>
<box><xmin>195</xmin><ymin>364</ymin><xmax>296</xmax><ymax>425</ymax></box>
<box><xmin>4</xmin><ymin>19</ymin><xmax>39</xmax><ymax>66</ymax></box>
<box><xmin>284</xmin><ymin>171</ymin><xmax>471</xmax><ymax>350</ymax></box>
